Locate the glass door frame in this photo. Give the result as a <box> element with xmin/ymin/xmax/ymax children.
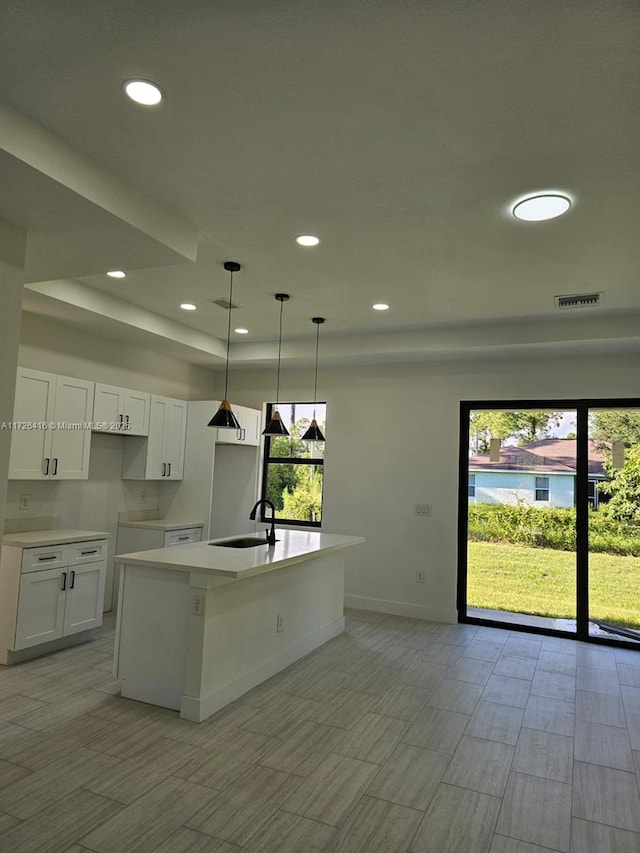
<box><xmin>458</xmin><ymin>397</ymin><xmax>640</xmax><ymax>649</ymax></box>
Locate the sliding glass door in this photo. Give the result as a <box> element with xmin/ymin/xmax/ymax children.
<box><xmin>463</xmin><ymin>405</ymin><xmax>578</xmax><ymax>634</ymax></box>
<box><xmin>587</xmin><ymin>407</ymin><xmax>640</xmax><ymax>643</ymax></box>
<box><xmin>459</xmin><ymin>400</ymin><xmax>640</xmax><ymax>647</ymax></box>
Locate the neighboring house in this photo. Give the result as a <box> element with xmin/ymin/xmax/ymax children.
<box><xmin>468</xmin><ymin>439</ymin><xmax>607</xmax><ymax>508</ymax></box>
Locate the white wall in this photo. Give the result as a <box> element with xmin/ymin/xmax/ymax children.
<box><xmin>230</xmin><ymin>351</ymin><xmax>640</xmax><ymax>623</ymax></box>
<box><xmin>471</xmin><ymin>471</ymin><xmax>575</xmax><ymax>508</ymax></box>
<box><xmin>0</xmin><ymin>222</ymin><xmax>27</xmax><ymax>548</ymax></box>
<box><xmin>6</xmin><ymin>312</ymin><xmax>220</xmax><ymax>609</ymax></box>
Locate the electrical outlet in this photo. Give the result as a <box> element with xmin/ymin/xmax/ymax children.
<box><xmin>415</xmin><ymin>503</ymin><xmax>432</xmax><ymax>517</ymax></box>
<box><xmin>276</xmin><ymin>612</ymin><xmax>284</xmax><ymax>632</ymax></box>
<box><xmin>416</xmin><ymin>569</ymin><xmax>425</xmax><ymax>583</ymax></box>
<box><xmin>191</xmin><ymin>593</ymin><xmax>204</xmax><ymax>616</ymax></box>
<box><xmin>19</xmin><ymin>494</ymin><xmax>30</xmax><ymax>511</ymax></box>
<box><xmin>138</xmin><ymin>490</ymin><xmax>147</xmax><ymax>505</ymax></box>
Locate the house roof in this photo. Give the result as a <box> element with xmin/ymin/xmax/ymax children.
<box><xmin>469</xmin><ymin>439</ymin><xmax>607</xmax><ymax>476</ymax></box>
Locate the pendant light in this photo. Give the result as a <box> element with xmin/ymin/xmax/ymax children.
<box><xmin>301</xmin><ymin>317</ymin><xmax>325</xmax><ymax>442</ymax></box>
<box><xmin>262</xmin><ymin>293</ymin><xmax>290</xmax><ymax>436</ymax></box>
<box><xmin>208</xmin><ymin>261</ymin><xmax>242</xmax><ymax>429</ymax></box>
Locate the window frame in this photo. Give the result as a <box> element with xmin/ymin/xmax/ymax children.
<box><xmin>260</xmin><ymin>401</ymin><xmax>326</xmax><ymax>527</ymax></box>
<box><xmin>534</xmin><ymin>475</ymin><xmax>550</xmax><ymax>502</ymax></box>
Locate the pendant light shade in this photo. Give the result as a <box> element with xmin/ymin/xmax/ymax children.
<box><xmin>301</xmin><ymin>317</ymin><xmax>325</xmax><ymax>442</ymax></box>
<box><xmin>208</xmin><ymin>261</ymin><xmax>242</xmax><ymax>429</ymax></box>
<box><xmin>263</xmin><ymin>293</ymin><xmax>290</xmax><ymax>437</ymax></box>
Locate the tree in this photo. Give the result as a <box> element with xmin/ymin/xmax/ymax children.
<box><xmin>470</xmin><ymin>411</ymin><xmax>521</xmax><ymax>452</ymax></box>
<box><xmin>591</xmin><ymin>410</ymin><xmax>640</xmax><ymax>448</ymax></box>
<box><xmin>598</xmin><ymin>444</ymin><xmax>640</xmax><ymax>522</ymax></box>
<box><xmin>470</xmin><ymin>410</ymin><xmax>563</xmax><ymax>452</ymax></box>
<box><xmin>513</xmin><ymin>411</ymin><xmax>563</xmax><ymax>445</ymax></box>
<box><xmin>281</xmin><ymin>465</ymin><xmax>323</xmax><ymax>522</ymax></box>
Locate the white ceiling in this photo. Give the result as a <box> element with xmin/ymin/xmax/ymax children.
<box><xmin>2</xmin><ymin>0</ymin><xmax>640</xmax><ymax>366</ymax></box>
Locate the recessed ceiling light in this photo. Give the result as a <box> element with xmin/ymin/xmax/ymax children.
<box><xmin>234</xmin><ymin>327</ymin><xmax>249</xmax><ymax>335</ymax></box>
<box><xmin>372</xmin><ymin>303</ymin><xmax>390</xmax><ymax>311</ymax></box>
<box><xmin>107</xmin><ymin>270</ymin><xmax>126</xmax><ymax>279</ymax></box>
<box><xmin>123</xmin><ymin>79</ymin><xmax>163</xmax><ymax>106</ymax></box>
<box><xmin>512</xmin><ymin>193</ymin><xmax>572</xmax><ymax>222</ymax></box>
<box><xmin>295</xmin><ymin>235</ymin><xmax>320</xmax><ymax>247</ymax></box>
<box><xmin>179</xmin><ymin>303</ymin><xmax>197</xmax><ymax>311</ymax></box>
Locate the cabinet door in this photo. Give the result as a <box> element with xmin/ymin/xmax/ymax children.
<box><xmin>123</xmin><ymin>390</ymin><xmax>150</xmax><ymax>436</ymax></box>
<box><xmin>145</xmin><ymin>396</ymin><xmax>169</xmax><ymax>479</ymax></box>
<box><xmin>8</xmin><ymin>368</ymin><xmax>55</xmax><ymax>479</ymax></box>
<box><xmin>15</xmin><ymin>568</ymin><xmax>66</xmax><ymax>649</ymax></box>
<box><xmin>50</xmin><ymin>375</ymin><xmax>94</xmax><ymax>479</ymax></box>
<box><xmin>93</xmin><ymin>383</ymin><xmax>125</xmax><ymax>433</ymax></box>
<box><xmin>164</xmin><ymin>398</ymin><xmax>187</xmax><ymax>479</ymax></box>
<box><xmin>63</xmin><ymin>561</ymin><xmax>106</xmax><ymax>635</ymax></box>
<box><xmin>239</xmin><ymin>407</ymin><xmax>261</xmax><ymax>446</ymax></box>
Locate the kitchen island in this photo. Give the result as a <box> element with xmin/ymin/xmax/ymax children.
<box><xmin>114</xmin><ymin>529</ymin><xmax>364</xmax><ymax>722</ymax></box>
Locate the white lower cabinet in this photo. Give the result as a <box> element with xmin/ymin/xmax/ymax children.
<box><xmin>15</xmin><ymin>559</ymin><xmax>106</xmax><ymax>650</ymax></box>
<box><xmin>15</xmin><ymin>567</ymin><xmax>66</xmax><ymax>648</ymax></box>
<box><xmin>0</xmin><ymin>535</ymin><xmax>108</xmax><ymax>662</ymax></box>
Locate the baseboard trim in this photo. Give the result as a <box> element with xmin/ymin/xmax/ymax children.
<box><xmin>0</xmin><ymin>629</ymin><xmax>97</xmax><ymax>666</ymax></box>
<box><xmin>344</xmin><ymin>594</ymin><xmax>456</xmax><ymax>624</ymax></box>
<box><xmin>180</xmin><ymin>615</ymin><xmax>345</xmax><ymax>723</ymax></box>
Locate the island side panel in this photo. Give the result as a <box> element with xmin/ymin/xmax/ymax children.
<box><xmin>180</xmin><ymin>552</ymin><xmax>346</xmax><ymax>722</ymax></box>
<box><xmin>115</xmin><ymin>563</ymin><xmax>191</xmax><ymax>710</ymax></box>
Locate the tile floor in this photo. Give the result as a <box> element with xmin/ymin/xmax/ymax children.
<box><xmin>0</xmin><ymin>610</ymin><xmax>639</xmax><ymax>853</ymax></box>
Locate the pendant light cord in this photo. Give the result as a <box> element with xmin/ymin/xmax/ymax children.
<box><xmin>312</xmin><ymin>321</ymin><xmax>320</xmax><ymax>419</ymax></box>
<box><xmin>223</xmin><ymin>268</ymin><xmax>234</xmax><ymax>400</ymax></box>
<box><xmin>275</xmin><ymin>296</ymin><xmax>284</xmax><ymax>405</ymax></box>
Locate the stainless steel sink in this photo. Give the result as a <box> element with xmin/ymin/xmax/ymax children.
<box><xmin>212</xmin><ymin>537</ymin><xmax>275</xmax><ymax>548</ymax></box>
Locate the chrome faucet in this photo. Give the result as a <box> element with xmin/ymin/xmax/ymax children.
<box><xmin>249</xmin><ymin>499</ymin><xmax>277</xmax><ymax>546</ymax></box>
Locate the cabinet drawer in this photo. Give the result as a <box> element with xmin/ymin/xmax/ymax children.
<box><xmin>21</xmin><ymin>545</ymin><xmax>69</xmax><ymax>573</ymax></box>
<box><xmin>163</xmin><ymin>528</ymin><xmax>202</xmax><ymax>547</ymax></box>
<box><xmin>68</xmin><ymin>540</ymin><xmax>108</xmax><ymax>565</ymax></box>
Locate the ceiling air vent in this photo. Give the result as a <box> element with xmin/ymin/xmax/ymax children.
<box><xmin>209</xmin><ymin>298</ymin><xmax>240</xmax><ymax>310</ymax></box>
<box><xmin>554</xmin><ymin>292</ymin><xmax>602</xmax><ymax>310</ymax></box>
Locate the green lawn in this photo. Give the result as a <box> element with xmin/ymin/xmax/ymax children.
<box><xmin>467</xmin><ymin>541</ymin><xmax>640</xmax><ymax>630</ymax></box>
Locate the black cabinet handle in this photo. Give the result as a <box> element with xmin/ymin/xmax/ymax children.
<box><xmin>125</xmin><ymin>414</ymin><xmax>130</xmax><ymax>428</ymax></box>
<box><xmin>70</xmin><ymin>571</ymin><xmax>75</xmax><ymax>589</ymax></box>
<box><xmin>52</xmin><ymin>458</ymin><xmax>58</xmax><ymax>476</ymax></box>
<box><xmin>43</xmin><ymin>457</ymin><xmax>50</xmax><ymax>475</ymax></box>
<box><xmin>38</xmin><ymin>555</ymin><xmax>57</xmax><ymax>562</ymax></box>
<box><xmin>118</xmin><ymin>413</ymin><xmax>123</xmax><ymax>427</ymax></box>
<box><xmin>60</xmin><ymin>572</ymin><xmax>67</xmax><ymax>591</ymax></box>
<box><xmin>177</xmin><ymin>535</ymin><xmax>189</xmax><ymax>541</ymax></box>
<box><xmin>161</xmin><ymin>462</ymin><xmax>166</xmax><ymax>476</ymax></box>
<box><xmin>81</xmin><ymin>549</ymin><xmax>98</xmax><ymax>556</ymax></box>
<box><xmin>167</xmin><ymin>462</ymin><xmax>171</xmax><ymax>476</ymax></box>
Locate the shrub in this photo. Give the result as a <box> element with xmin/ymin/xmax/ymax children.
<box><xmin>467</xmin><ymin>503</ymin><xmax>640</xmax><ymax>556</ymax></box>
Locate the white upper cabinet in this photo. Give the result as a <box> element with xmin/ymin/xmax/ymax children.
<box><xmin>93</xmin><ymin>383</ymin><xmax>150</xmax><ymax>435</ymax></box>
<box><xmin>215</xmin><ymin>405</ymin><xmax>262</xmax><ymax>447</ymax></box>
<box><xmin>122</xmin><ymin>395</ymin><xmax>187</xmax><ymax>480</ymax></box>
<box><xmin>9</xmin><ymin>368</ymin><xmax>94</xmax><ymax>480</ymax></box>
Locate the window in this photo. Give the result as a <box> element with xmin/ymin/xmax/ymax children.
<box><xmin>261</xmin><ymin>402</ymin><xmax>326</xmax><ymax>526</ymax></box>
<box><xmin>535</xmin><ymin>476</ymin><xmax>550</xmax><ymax>502</ymax></box>
<box><xmin>468</xmin><ymin>474</ymin><xmax>476</xmax><ymax>498</ymax></box>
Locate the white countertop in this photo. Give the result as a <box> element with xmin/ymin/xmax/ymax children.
<box><xmin>117</xmin><ymin>520</ymin><xmax>204</xmax><ymax>531</ymax></box>
<box><xmin>2</xmin><ymin>529</ymin><xmax>111</xmax><ymax>548</ymax></box>
<box><xmin>115</xmin><ymin>529</ymin><xmax>364</xmax><ymax>579</ymax></box>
